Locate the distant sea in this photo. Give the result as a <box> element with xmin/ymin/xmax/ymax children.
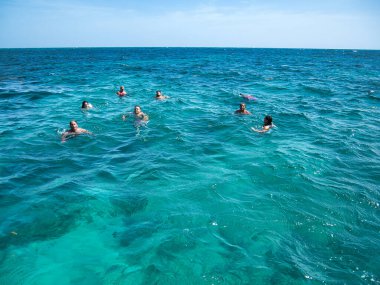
<box><xmin>0</xmin><ymin>48</ymin><xmax>379</xmax><ymax>284</ymax></box>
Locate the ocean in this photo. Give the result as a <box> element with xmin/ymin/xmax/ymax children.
<box><xmin>0</xmin><ymin>48</ymin><xmax>379</xmax><ymax>284</ymax></box>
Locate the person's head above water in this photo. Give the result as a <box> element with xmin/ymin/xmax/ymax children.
<box><xmin>117</xmin><ymin>86</ymin><xmax>127</xmax><ymax>96</ymax></box>
<box><xmin>82</xmin><ymin>101</ymin><xmax>89</xmax><ymax>108</ymax></box>
<box><xmin>69</xmin><ymin>120</ymin><xmax>78</xmax><ymax>131</ymax></box>
<box><xmin>251</xmin><ymin>115</ymin><xmax>273</xmax><ymax>133</ymax></box>
<box><xmin>235</xmin><ymin>102</ymin><xmax>251</xmax><ymax>115</ymax></box>
<box><xmin>81</xmin><ymin>100</ymin><xmax>93</xmax><ymax>109</ymax></box>
<box><xmin>155</xmin><ymin>90</ymin><xmax>169</xmax><ymax>100</ymax></box>
<box><xmin>134</xmin><ymin>105</ymin><xmax>142</xmax><ymax>114</ymax></box>
<box><xmin>132</xmin><ymin>105</ymin><xmax>149</xmax><ymax>121</ymax></box>
<box><xmin>61</xmin><ymin>120</ymin><xmax>92</xmax><ymax>141</ymax></box>
<box><xmin>263</xmin><ymin>115</ymin><xmax>273</xmax><ymax>126</ymax></box>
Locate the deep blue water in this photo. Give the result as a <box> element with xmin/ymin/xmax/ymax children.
<box><xmin>0</xmin><ymin>48</ymin><xmax>379</xmax><ymax>284</ymax></box>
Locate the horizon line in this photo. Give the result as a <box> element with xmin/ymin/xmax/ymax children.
<box><xmin>0</xmin><ymin>46</ymin><xmax>379</xmax><ymax>51</ymax></box>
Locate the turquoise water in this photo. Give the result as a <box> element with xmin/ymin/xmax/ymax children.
<box><xmin>0</xmin><ymin>48</ymin><xmax>379</xmax><ymax>284</ymax></box>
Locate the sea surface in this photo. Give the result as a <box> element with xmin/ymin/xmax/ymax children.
<box><xmin>0</xmin><ymin>48</ymin><xmax>379</xmax><ymax>284</ymax></box>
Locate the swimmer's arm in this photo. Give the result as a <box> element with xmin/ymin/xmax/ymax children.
<box><xmin>251</xmin><ymin>127</ymin><xmax>268</xmax><ymax>133</ymax></box>
<box><xmin>61</xmin><ymin>132</ymin><xmax>69</xmax><ymax>142</ymax></box>
<box><xmin>122</xmin><ymin>113</ymin><xmax>131</xmax><ymax>120</ymax></box>
<box><xmin>122</xmin><ymin>111</ymin><xmax>134</xmax><ymax>120</ymax></box>
<box><xmin>138</xmin><ymin>112</ymin><xmax>149</xmax><ymax>121</ymax></box>
<box><xmin>77</xmin><ymin>128</ymin><xmax>92</xmax><ymax>135</ymax></box>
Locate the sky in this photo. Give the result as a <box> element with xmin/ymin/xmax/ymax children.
<box><xmin>0</xmin><ymin>0</ymin><xmax>379</xmax><ymax>49</ymax></box>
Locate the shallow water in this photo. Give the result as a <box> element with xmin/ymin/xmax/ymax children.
<box><xmin>0</xmin><ymin>48</ymin><xmax>379</xmax><ymax>284</ymax></box>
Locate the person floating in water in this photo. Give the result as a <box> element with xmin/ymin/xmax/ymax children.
<box><xmin>235</xmin><ymin>103</ymin><xmax>251</xmax><ymax>115</ymax></box>
<box><xmin>133</xmin><ymin>105</ymin><xmax>149</xmax><ymax>121</ymax></box>
<box><xmin>81</xmin><ymin>101</ymin><xmax>93</xmax><ymax>110</ymax></box>
<box><xmin>155</xmin><ymin>90</ymin><xmax>169</xmax><ymax>100</ymax></box>
<box><xmin>122</xmin><ymin>105</ymin><xmax>149</xmax><ymax>121</ymax></box>
<box><xmin>240</xmin><ymin>93</ymin><xmax>257</xmax><ymax>101</ymax></box>
<box><xmin>116</xmin><ymin>86</ymin><xmax>127</xmax><ymax>96</ymax></box>
<box><xmin>61</xmin><ymin>120</ymin><xmax>92</xmax><ymax>142</ymax></box>
<box><xmin>251</xmin><ymin>115</ymin><xmax>274</xmax><ymax>133</ymax></box>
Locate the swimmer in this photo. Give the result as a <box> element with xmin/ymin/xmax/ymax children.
<box><xmin>116</xmin><ymin>86</ymin><xmax>127</xmax><ymax>96</ymax></box>
<box><xmin>240</xmin><ymin>93</ymin><xmax>257</xmax><ymax>101</ymax></box>
<box><xmin>81</xmin><ymin>101</ymin><xmax>93</xmax><ymax>109</ymax></box>
<box><xmin>61</xmin><ymin>120</ymin><xmax>92</xmax><ymax>142</ymax></box>
<box><xmin>133</xmin><ymin>105</ymin><xmax>149</xmax><ymax>121</ymax></box>
<box><xmin>155</xmin><ymin>90</ymin><xmax>169</xmax><ymax>100</ymax></box>
<box><xmin>235</xmin><ymin>103</ymin><xmax>251</xmax><ymax>115</ymax></box>
<box><xmin>122</xmin><ymin>105</ymin><xmax>149</xmax><ymax>121</ymax></box>
<box><xmin>251</xmin><ymin>115</ymin><xmax>274</xmax><ymax>133</ymax></box>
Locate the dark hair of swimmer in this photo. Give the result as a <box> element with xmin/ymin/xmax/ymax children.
<box><xmin>263</xmin><ymin>115</ymin><xmax>273</xmax><ymax>126</ymax></box>
<box><xmin>82</xmin><ymin>101</ymin><xmax>88</xmax><ymax>108</ymax></box>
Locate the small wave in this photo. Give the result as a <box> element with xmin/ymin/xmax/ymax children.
<box><xmin>300</xmin><ymin>84</ymin><xmax>333</xmax><ymax>96</ymax></box>
<box><xmin>367</xmin><ymin>92</ymin><xmax>380</xmax><ymax>101</ymax></box>
<box><xmin>0</xmin><ymin>89</ymin><xmax>59</xmax><ymax>100</ymax></box>
<box><xmin>278</xmin><ymin>111</ymin><xmax>312</xmax><ymax>122</ymax></box>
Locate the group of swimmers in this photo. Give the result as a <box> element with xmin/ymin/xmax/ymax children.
<box><xmin>61</xmin><ymin>88</ymin><xmax>156</xmax><ymax>141</ymax></box>
<box><xmin>117</xmin><ymin>86</ymin><xmax>169</xmax><ymax>101</ymax></box>
<box><xmin>61</xmin><ymin>87</ymin><xmax>274</xmax><ymax>141</ymax></box>
<box><xmin>235</xmin><ymin>102</ymin><xmax>275</xmax><ymax>133</ymax></box>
